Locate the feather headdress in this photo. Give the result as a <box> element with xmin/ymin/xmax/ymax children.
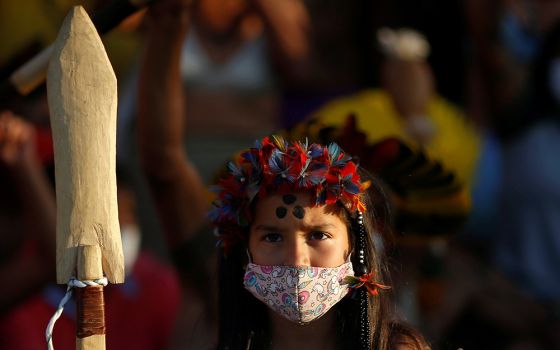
<box><xmin>209</xmin><ymin>135</ymin><xmax>367</xmax><ymax>249</ymax></box>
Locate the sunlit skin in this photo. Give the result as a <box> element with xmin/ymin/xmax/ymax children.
<box><xmin>249</xmin><ymin>193</ymin><xmax>351</xmax><ymax>267</ymax></box>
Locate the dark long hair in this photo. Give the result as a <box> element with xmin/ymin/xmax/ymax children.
<box><xmin>215</xmin><ymin>169</ymin><xmax>427</xmax><ymax>349</ymax></box>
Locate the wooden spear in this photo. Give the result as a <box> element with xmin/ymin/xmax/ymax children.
<box><xmin>47</xmin><ymin>5</ymin><xmax>124</xmax><ymax>350</ymax></box>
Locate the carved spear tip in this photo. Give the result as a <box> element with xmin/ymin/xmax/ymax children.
<box><xmin>48</xmin><ymin>5</ymin><xmax>124</xmax><ymax>285</ymax></box>
<box><xmin>48</xmin><ymin>5</ymin><xmax>117</xmax><ymax>112</ymax></box>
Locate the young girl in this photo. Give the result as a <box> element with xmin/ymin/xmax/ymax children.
<box><xmin>137</xmin><ymin>2</ymin><xmax>429</xmax><ymax>349</ymax></box>
<box><xmin>209</xmin><ymin>136</ymin><xmax>428</xmax><ymax>350</ymax></box>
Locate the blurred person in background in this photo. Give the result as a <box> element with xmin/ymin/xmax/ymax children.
<box><xmin>0</xmin><ymin>162</ymin><xmax>182</xmax><ymax>350</ymax></box>
<box><xmin>480</xmin><ymin>16</ymin><xmax>560</xmax><ymax>348</ymax></box>
<box><xmin>290</xmin><ymin>27</ymin><xmax>481</xmax><ymax>235</ymax></box>
<box><xmin>464</xmin><ymin>0</ymin><xmax>560</xmax><ymax>132</ymax></box>
<box><xmin>176</xmin><ymin>0</ymin><xmax>284</xmax><ymax>180</ymax></box>
<box><xmin>426</xmin><ymin>4</ymin><xmax>560</xmax><ymax>349</ymax></box>
<box><xmin>490</xmin><ymin>18</ymin><xmax>560</xmax><ymax>349</ymax></box>
<box><xmin>118</xmin><ymin>0</ymin><xmax>313</xmax><ymax>182</ymax></box>
<box><xmin>121</xmin><ymin>0</ymin><xmax>384</xmax><ymax>179</ymax></box>
<box><xmin>0</xmin><ymin>109</ymin><xmax>56</xmax><ymax>314</ymax></box>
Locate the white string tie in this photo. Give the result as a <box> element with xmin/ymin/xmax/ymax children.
<box><xmin>45</xmin><ymin>277</ymin><xmax>108</xmax><ymax>350</ymax></box>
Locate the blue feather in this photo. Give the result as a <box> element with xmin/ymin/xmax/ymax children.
<box><xmin>327</xmin><ymin>143</ymin><xmax>341</xmax><ymax>161</ymax></box>
<box><xmin>309</xmin><ymin>144</ymin><xmax>323</xmax><ymax>158</ymax></box>
<box><xmin>343</xmin><ymin>182</ymin><xmax>360</xmax><ymax>195</ymax></box>
<box><xmin>227</xmin><ymin>161</ymin><xmax>244</xmax><ymax>178</ymax></box>
<box><xmin>269</xmin><ymin>149</ymin><xmax>288</xmax><ymax>174</ymax></box>
<box><xmin>242</xmin><ymin>152</ymin><xmax>261</xmax><ymax>174</ymax></box>
<box><xmin>332</xmin><ymin>154</ymin><xmax>352</xmax><ymax>167</ymax></box>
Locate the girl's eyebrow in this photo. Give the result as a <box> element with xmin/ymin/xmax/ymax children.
<box><xmin>253</xmin><ymin>224</ymin><xmax>284</xmax><ymax>232</ymax></box>
<box><xmin>253</xmin><ymin>223</ymin><xmax>337</xmax><ymax>231</ymax></box>
<box><xmin>301</xmin><ymin>223</ymin><xmax>337</xmax><ymax>231</ymax></box>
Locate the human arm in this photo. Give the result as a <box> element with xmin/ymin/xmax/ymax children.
<box><xmin>381</xmin><ymin>58</ymin><xmax>434</xmax><ymax>120</ymax></box>
<box><xmin>137</xmin><ymin>1</ymin><xmax>209</xmax><ymax>248</ymax></box>
<box><xmin>0</xmin><ymin>111</ymin><xmax>57</xmax><ymax>312</ymax></box>
<box><xmin>137</xmin><ymin>2</ymin><xmax>218</xmax><ymax>346</ymax></box>
<box><xmin>249</xmin><ymin>0</ymin><xmax>313</xmax><ymax>85</ymax></box>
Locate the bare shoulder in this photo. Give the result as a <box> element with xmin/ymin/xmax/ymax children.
<box><xmin>394</xmin><ymin>343</ymin><xmax>431</xmax><ymax>350</ymax></box>
<box><xmin>389</xmin><ymin>322</ymin><xmax>430</xmax><ymax>350</ymax></box>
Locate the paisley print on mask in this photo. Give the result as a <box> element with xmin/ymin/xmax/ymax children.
<box><xmin>314</xmin><ymin>303</ymin><xmax>326</xmax><ymax>315</ymax></box>
<box><xmin>271</xmin><ymin>267</ymin><xmax>287</xmax><ymax>278</ymax></box>
<box><xmin>298</xmin><ymin>291</ymin><xmax>310</xmax><ymax>305</ymax></box>
<box><xmin>261</xmin><ymin>265</ymin><xmax>274</xmax><ymax>274</ymax></box>
<box><xmin>255</xmin><ymin>284</ymin><xmax>268</xmax><ymax>297</ymax></box>
<box><xmin>282</xmin><ymin>293</ymin><xmax>294</xmax><ymax>306</ymax></box>
<box><xmin>244</xmin><ymin>271</ymin><xmax>257</xmax><ymax>287</ymax></box>
<box><xmin>312</xmin><ymin>284</ymin><xmax>330</xmax><ymax>302</ymax></box>
<box><xmin>306</xmin><ymin>267</ymin><xmax>319</xmax><ymax>278</ymax></box>
<box><xmin>328</xmin><ymin>276</ymin><xmax>341</xmax><ymax>294</ymax></box>
<box><xmin>298</xmin><ymin>280</ymin><xmax>312</xmax><ymax>289</ymax></box>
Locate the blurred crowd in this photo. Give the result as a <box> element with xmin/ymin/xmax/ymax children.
<box><xmin>1</xmin><ymin>0</ymin><xmax>560</xmax><ymax>349</ymax></box>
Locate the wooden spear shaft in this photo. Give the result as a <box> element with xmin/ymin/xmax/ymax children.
<box><xmin>47</xmin><ymin>6</ymin><xmax>124</xmax><ymax>350</ymax></box>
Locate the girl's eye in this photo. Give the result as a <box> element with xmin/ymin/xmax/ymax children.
<box><xmin>263</xmin><ymin>233</ymin><xmax>283</xmax><ymax>243</ymax></box>
<box><xmin>309</xmin><ymin>231</ymin><xmax>329</xmax><ymax>241</ymax></box>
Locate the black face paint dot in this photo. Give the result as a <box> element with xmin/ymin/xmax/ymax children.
<box><xmin>276</xmin><ymin>206</ymin><xmax>287</xmax><ymax>219</ymax></box>
<box><xmin>292</xmin><ymin>206</ymin><xmax>305</xmax><ymax>219</ymax></box>
<box><xmin>283</xmin><ymin>194</ymin><xmax>297</xmax><ymax>205</ymax></box>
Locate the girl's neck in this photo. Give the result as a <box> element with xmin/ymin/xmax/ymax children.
<box><xmin>269</xmin><ymin>309</ymin><xmax>338</xmax><ymax>350</ymax></box>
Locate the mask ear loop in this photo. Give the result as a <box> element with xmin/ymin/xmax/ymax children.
<box><xmin>355</xmin><ymin>211</ymin><xmax>371</xmax><ymax>350</ymax></box>
<box><xmin>245</xmin><ymin>249</ymin><xmax>253</xmax><ymax>264</ymax></box>
<box><xmin>345</xmin><ymin>250</ymin><xmax>354</xmax><ymax>263</ymax></box>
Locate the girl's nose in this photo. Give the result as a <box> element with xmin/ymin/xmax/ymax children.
<box><xmin>283</xmin><ymin>240</ymin><xmax>310</xmax><ymax>267</ymax></box>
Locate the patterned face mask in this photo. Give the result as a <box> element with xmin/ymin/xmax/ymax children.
<box><xmin>243</xmin><ymin>261</ymin><xmax>354</xmax><ymax>324</ymax></box>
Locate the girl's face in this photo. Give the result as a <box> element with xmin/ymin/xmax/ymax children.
<box><xmin>249</xmin><ymin>193</ymin><xmax>350</xmax><ymax>267</ymax></box>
